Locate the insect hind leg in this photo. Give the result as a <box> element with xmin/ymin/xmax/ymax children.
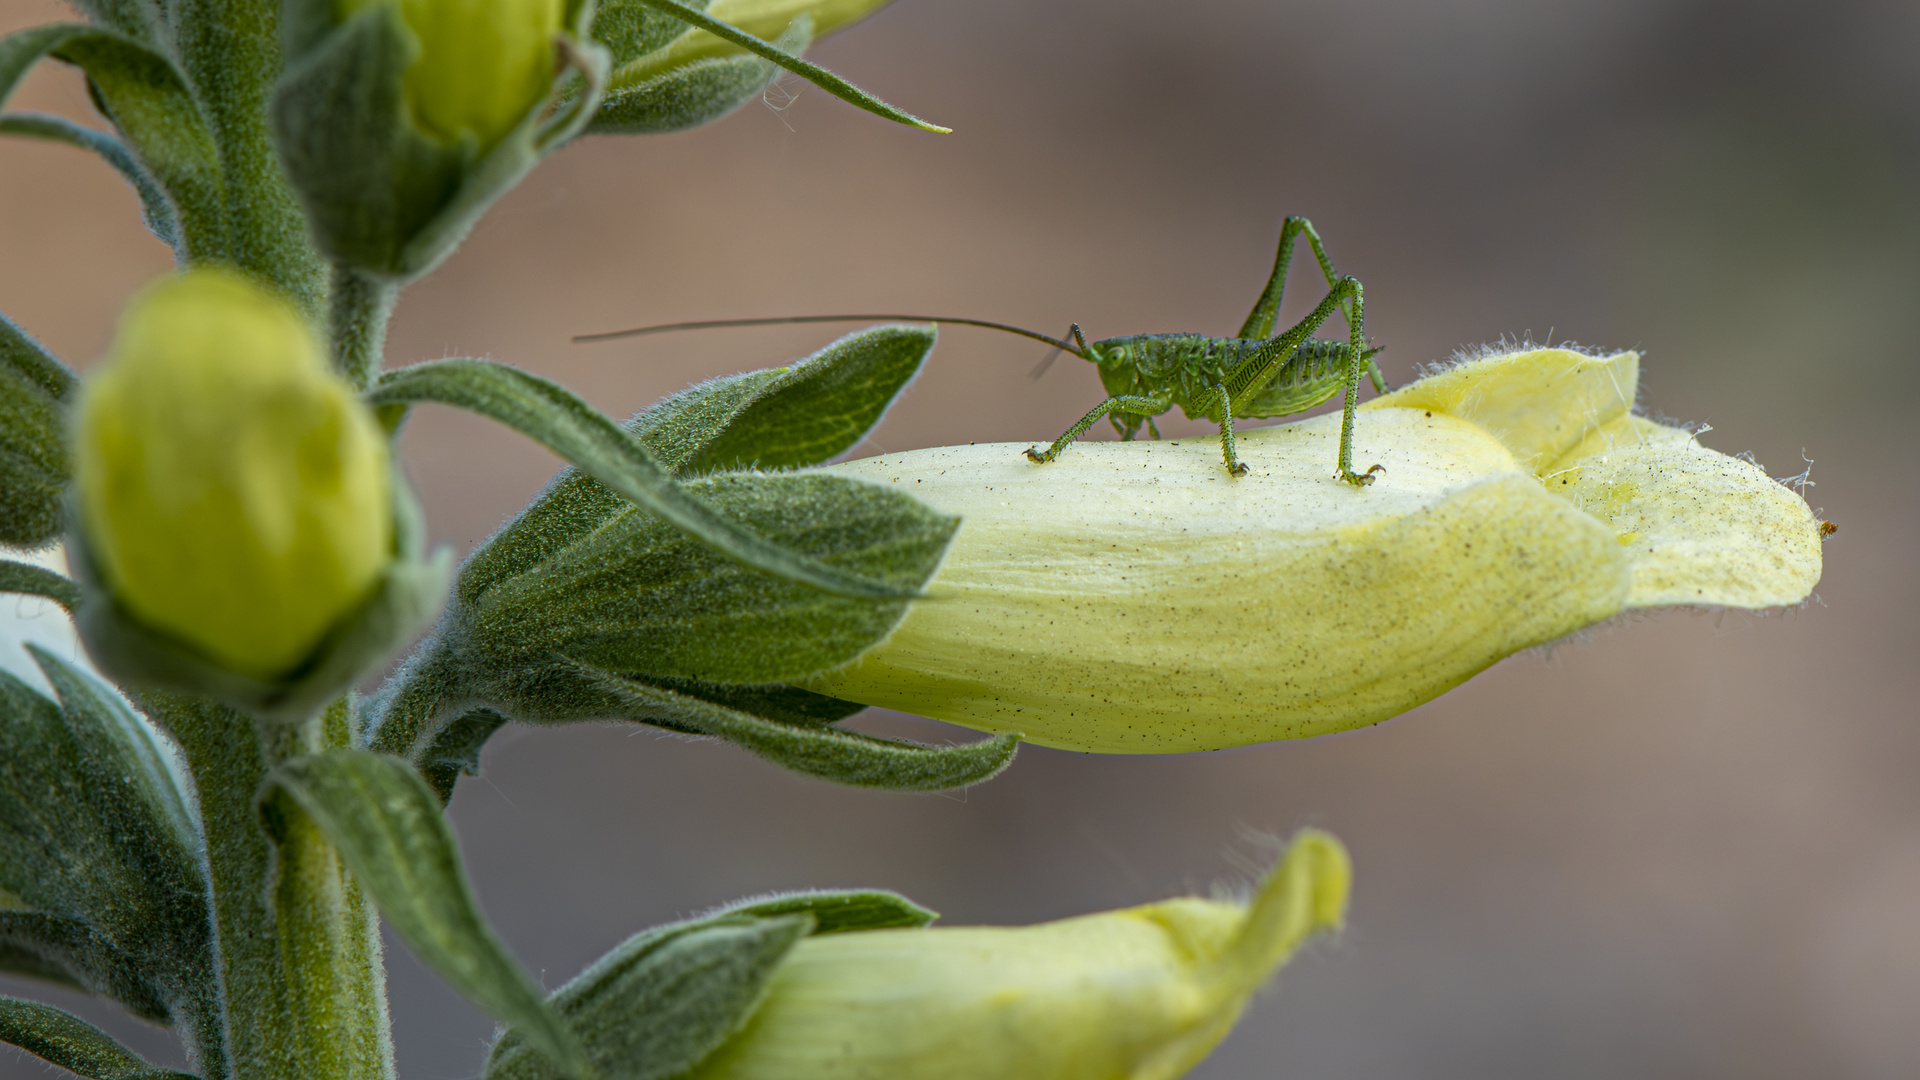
<box><xmin>1027</xmin><ymin>395</ymin><xmax>1166</xmax><ymax>463</ymax></box>
<box><xmin>1238</xmin><ymin>216</ymin><xmax>1348</xmax><ymax>340</ymax></box>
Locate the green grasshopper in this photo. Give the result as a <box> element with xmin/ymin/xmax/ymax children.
<box><xmin>576</xmin><ymin>217</ymin><xmax>1388</xmax><ymax>485</ymax></box>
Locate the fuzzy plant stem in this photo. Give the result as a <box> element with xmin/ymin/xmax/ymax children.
<box><xmin>159</xmin><ymin>693</ymin><xmax>395</xmax><ymax>1080</ymax></box>
<box><xmin>329</xmin><ymin>264</ymin><xmax>398</xmax><ymax>391</ymax></box>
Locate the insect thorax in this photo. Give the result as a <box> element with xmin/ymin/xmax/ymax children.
<box><xmin>1091</xmin><ymin>335</ymin><xmax>1353</xmax><ymax>421</ymax></box>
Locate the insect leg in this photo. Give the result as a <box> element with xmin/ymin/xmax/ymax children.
<box><xmin>1334</xmin><ymin>280</ymin><xmax>1385</xmax><ymax>488</ymax></box>
<box><xmin>1213</xmin><ymin>382</ymin><xmax>1250</xmax><ymax>477</ymax></box>
<box><xmin>1237</xmin><ymin>216</ymin><xmax>1347</xmax><ymax>340</ymax></box>
<box><xmin>1026</xmin><ymin>396</ymin><xmax>1166</xmax><ymax>463</ymax></box>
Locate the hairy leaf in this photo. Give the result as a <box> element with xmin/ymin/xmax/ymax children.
<box><xmin>0</xmin><ymin>24</ymin><xmax>228</xmax><ymax>261</ymax></box>
<box><xmin>456</xmin><ymin>325</ymin><xmax>931</xmax><ymax>608</ymax></box>
<box><xmin>413</xmin><ymin>708</ymin><xmax>509</xmax><ymax>803</ymax></box>
<box><xmin>714</xmin><ymin>889</ymin><xmax>936</xmax><ymax>933</ymax></box>
<box><xmin>686</xmin><ymin>324</ymin><xmax>932</xmax><ymax>473</ymax></box>
<box><xmin>266</xmin><ymin>751</ymin><xmax>584</xmax><ymax>1077</ymax></box>
<box><xmin>628</xmin><ymin>0</ymin><xmax>945</xmax><ymax>131</ymax></box>
<box><xmin>0</xmin><ymin>650</ymin><xmax>209</xmax><ymax>1018</ymax></box>
<box><xmin>0</xmin><ymin>997</ymin><xmax>192</xmax><ymax>1080</ymax></box>
<box><xmin>486</xmin><ymin>915</ymin><xmax>810</xmax><ymax>1080</ymax></box>
<box><xmin>370</xmin><ymin>359</ymin><xmax>913</xmax><ymax>600</ymax></box>
<box><xmin>0</xmin><ymin>559</ymin><xmax>79</xmax><ymax>611</ymax></box>
<box><xmin>0</xmin><ymin>913</ymin><xmax>171</xmax><ymax>1023</ymax></box>
<box><xmin>0</xmin><ymin>112</ymin><xmax>178</xmax><ymax>246</ymax></box>
<box><xmin>468</xmin><ymin>472</ymin><xmax>955</xmax><ymax>684</ymax></box>
<box><xmin>0</xmin><ymin>313</ymin><xmax>76</xmax><ymax>548</ymax></box>
<box><xmin>522</xmin><ymin>666</ymin><xmax>1018</xmax><ymax>791</ymax></box>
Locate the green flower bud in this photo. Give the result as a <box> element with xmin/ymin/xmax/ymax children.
<box><xmin>810</xmin><ymin>347</ymin><xmax>1826</xmax><ymax>752</ymax></box>
<box><xmin>337</xmin><ymin>0</ymin><xmax>565</xmax><ymax>149</ymax></box>
<box><xmin>688</xmin><ymin>830</ymin><xmax>1350</xmax><ymax>1080</ymax></box>
<box><xmin>76</xmin><ymin>269</ymin><xmax>394</xmax><ymax>680</ymax></box>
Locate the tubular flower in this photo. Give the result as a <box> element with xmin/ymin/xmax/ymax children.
<box><xmin>810</xmin><ymin>347</ymin><xmax>1825</xmax><ymax>752</ymax></box>
<box><xmin>337</xmin><ymin>0</ymin><xmax>564</xmax><ymax>148</ymax></box>
<box><xmin>76</xmin><ymin>269</ymin><xmax>393</xmax><ymax>680</ymax></box>
<box><xmin>652</xmin><ymin>0</ymin><xmax>896</xmax><ymax>66</ymax></box>
<box><xmin>687</xmin><ymin>830</ymin><xmax>1349</xmax><ymax>1080</ymax></box>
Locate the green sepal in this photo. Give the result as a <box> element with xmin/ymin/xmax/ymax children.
<box><xmin>470</xmin><ymin>471</ymin><xmax>953</xmax><ymax>684</ymax></box>
<box><xmin>520</xmin><ymin>663</ymin><xmax>1018</xmax><ymax>791</ymax></box>
<box><xmin>485</xmin><ymin>913</ymin><xmax>810</xmax><ymax>1080</ymax></box>
<box><xmin>0</xmin><ymin>313</ymin><xmax>75</xmax><ymax>549</ymax></box>
<box><xmin>623</xmin><ymin>0</ymin><xmax>946</xmax><ymax>132</ymax></box>
<box><xmin>456</xmin><ymin>324</ymin><xmax>933</xmax><ymax>607</ymax></box>
<box><xmin>0</xmin><ymin>997</ymin><xmax>195</xmax><ymax>1080</ymax></box>
<box><xmin>0</xmin><ymin>649</ymin><xmax>211</xmax><ymax>1022</ymax></box>
<box><xmin>0</xmin><ymin>112</ymin><xmax>179</xmax><ymax>247</ymax></box>
<box><xmin>588</xmin><ymin>15</ymin><xmax>812</xmax><ymax>135</ymax></box>
<box><xmin>713</xmin><ymin>888</ymin><xmax>936</xmax><ymax>933</ymax></box>
<box><xmin>369</xmin><ymin>358</ymin><xmax>916</xmax><ymax>600</ymax></box>
<box><xmin>0</xmin><ymin>24</ymin><xmax>228</xmax><ymax>262</ymax></box>
<box><xmin>71</xmin><ymin>471</ymin><xmax>453</xmax><ymax>723</ymax></box>
<box><xmin>264</xmin><ymin>750</ymin><xmax>586</xmax><ymax>1078</ymax></box>
<box><xmin>271</xmin><ymin>3</ymin><xmax>610</xmax><ymax>282</ymax></box>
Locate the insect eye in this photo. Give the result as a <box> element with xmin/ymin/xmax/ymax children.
<box><xmin>1104</xmin><ymin>347</ymin><xmax>1126</xmax><ymax>362</ymax></box>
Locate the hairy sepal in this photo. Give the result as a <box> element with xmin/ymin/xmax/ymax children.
<box><xmin>0</xmin><ymin>315</ymin><xmax>76</xmax><ymax>549</ymax></box>
<box><xmin>271</xmin><ymin>1</ymin><xmax>610</xmax><ymax>282</ymax></box>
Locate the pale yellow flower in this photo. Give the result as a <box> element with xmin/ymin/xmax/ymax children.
<box><xmin>77</xmin><ymin>270</ymin><xmax>393</xmax><ymax>679</ymax></box>
<box><xmin>810</xmin><ymin>347</ymin><xmax>1823</xmax><ymax>752</ymax></box>
<box><xmin>689</xmin><ymin>830</ymin><xmax>1349</xmax><ymax>1080</ymax></box>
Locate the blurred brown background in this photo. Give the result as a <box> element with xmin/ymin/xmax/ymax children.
<box><xmin>4</xmin><ymin>0</ymin><xmax>1918</xmax><ymax>1076</ymax></box>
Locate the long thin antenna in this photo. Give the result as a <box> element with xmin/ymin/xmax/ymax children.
<box><xmin>573</xmin><ymin>314</ymin><xmax>1088</xmax><ymax>357</ymax></box>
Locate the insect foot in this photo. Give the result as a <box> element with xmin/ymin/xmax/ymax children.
<box><xmin>1339</xmin><ymin>463</ymin><xmax>1386</xmax><ymax>487</ymax></box>
<box><xmin>809</xmin><ymin>346</ymin><xmax>1827</xmax><ymax>753</ymax></box>
<box><xmin>1024</xmin><ymin>446</ymin><xmax>1054</xmax><ymax>464</ymax></box>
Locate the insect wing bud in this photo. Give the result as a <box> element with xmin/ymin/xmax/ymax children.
<box><xmin>76</xmin><ymin>270</ymin><xmax>393</xmax><ymax>681</ymax></box>
<box><xmin>685</xmin><ymin>830</ymin><xmax>1350</xmax><ymax>1080</ymax></box>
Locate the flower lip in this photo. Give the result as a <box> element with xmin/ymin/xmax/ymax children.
<box><xmin>807</xmin><ymin>347</ymin><xmax>1824</xmax><ymax>753</ymax></box>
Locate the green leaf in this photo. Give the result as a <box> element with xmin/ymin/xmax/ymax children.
<box><xmin>714</xmin><ymin>889</ymin><xmax>936</xmax><ymax>933</ymax></box>
<box><xmin>588</xmin><ymin>15</ymin><xmax>810</xmax><ymax>136</ymax></box>
<box><xmin>455</xmin><ymin>324</ymin><xmax>932</xmax><ymax>608</ymax></box>
<box><xmin>0</xmin><ymin>650</ymin><xmax>210</xmax><ymax>1019</ymax></box>
<box><xmin>553</xmin><ymin>666</ymin><xmax>1019</xmax><ymax>791</ymax></box>
<box><xmin>0</xmin><ymin>312</ymin><xmax>75</xmax><ymax>549</ymax></box>
<box><xmin>0</xmin><ymin>112</ymin><xmax>178</xmax><ymax>247</ymax></box>
<box><xmin>369</xmin><ymin>359</ymin><xmax>915</xmax><ymax>600</ymax></box>
<box><xmin>684</xmin><ymin>324</ymin><xmax>933</xmax><ymax>473</ymax></box>
<box><xmin>413</xmin><ymin>707</ymin><xmax>509</xmax><ymax>804</ymax></box>
<box><xmin>0</xmin><ymin>24</ymin><xmax>229</xmax><ymax>261</ymax></box>
<box><xmin>265</xmin><ymin>750</ymin><xmax>585</xmax><ymax>1078</ymax></box>
<box><xmin>467</xmin><ymin>471</ymin><xmax>954</xmax><ymax>684</ymax></box>
<box><xmin>0</xmin><ymin>996</ymin><xmax>194</xmax><ymax>1080</ymax></box>
<box><xmin>629</xmin><ymin>0</ymin><xmax>947</xmax><ymax>132</ymax></box>
<box><xmin>485</xmin><ymin>915</ymin><xmax>811</xmax><ymax>1080</ymax></box>
<box><xmin>0</xmin><ymin>559</ymin><xmax>79</xmax><ymax>611</ymax></box>
<box><xmin>0</xmin><ymin>913</ymin><xmax>172</xmax><ymax>1024</ymax></box>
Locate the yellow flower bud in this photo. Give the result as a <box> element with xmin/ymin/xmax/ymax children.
<box><xmin>76</xmin><ymin>270</ymin><xmax>394</xmax><ymax>680</ymax></box>
<box><xmin>338</xmin><ymin>0</ymin><xmax>564</xmax><ymax>148</ymax></box>
<box><xmin>689</xmin><ymin>830</ymin><xmax>1349</xmax><ymax>1080</ymax></box>
<box><xmin>809</xmin><ymin>347</ymin><xmax>1824</xmax><ymax>752</ymax></box>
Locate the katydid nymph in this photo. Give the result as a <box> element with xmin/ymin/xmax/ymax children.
<box><xmin>576</xmin><ymin>217</ymin><xmax>1389</xmax><ymax>484</ymax></box>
